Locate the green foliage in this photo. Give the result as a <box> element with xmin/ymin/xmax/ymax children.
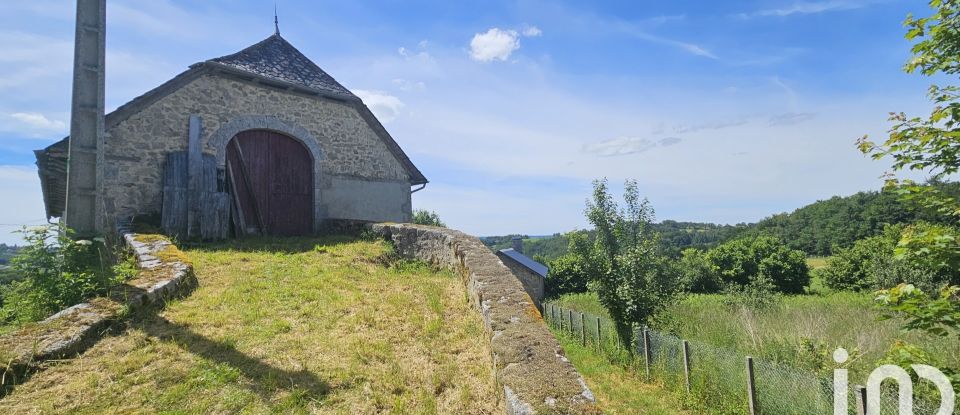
<box><xmin>545</xmin><ymin>254</ymin><xmax>586</xmax><ymax>298</ymax></box>
<box><xmin>0</xmin><ymin>224</ymin><xmax>133</xmax><ymax>326</ymax></box>
<box><xmin>575</xmin><ymin>179</ymin><xmax>681</xmax><ymax>344</ymax></box>
<box><xmin>704</xmin><ymin>236</ymin><xmax>810</xmax><ymax>294</ymax></box>
<box><xmin>878</xmin><ymin>340</ymin><xmax>958</xmax><ymax>401</ymax></box>
<box><xmin>721</xmin><ymin>274</ymin><xmax>781</xmax><ymax>310</ymax></box>
<box><xmin>741</xmin><ymin>188</ymin><xmax>947</xmax><ymax>256</ymax></box>
<box><xmin>819</xmin><ymin>225</ymin><xmax>902</xmax><ymax>291</ymax></box>
<box><xmin>677</xmin><ymin>248</ymin><xmax>721</xmax><ymax>293</ymax></box>
<box><xmin>481</xmin><ymin>233</ymin><xmax>570</xmax><ymax>262</ymax></box>
<box><xmin>876</xmin><ymin>283</ymin><xmax>960</xmax><ymax>338</ymax></box>
<box><xmin>411</xmin><ymin>209</ymin><xmax>446</xmax><ymax>228</ymax></box>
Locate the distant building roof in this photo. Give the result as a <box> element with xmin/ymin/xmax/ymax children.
<box><xmin>497</xmin><ymin>248</ymin><xmax>548</xmax><ymax>278</ymax></box>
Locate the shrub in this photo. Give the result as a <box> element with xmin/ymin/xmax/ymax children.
<box><xmin>677</xmin><ymin>248</ymin><xmax>721</xmax><ymax>293</ymax></box>
<box><xmin>820</xmin><ymin>223</ymin><xmax>959</xmax><ymax>293</ymax></box>
<box><xmin>0</xmin><ymin>224</ymin><xmax>134</xmax><ymax>325</ymax></box>
<box><xmin>411</xmin><ymin>209</ymin><xmax>446</xmax><ymax>227</ymax></box>
<box><xmin>545</xmin><ymin>254</ymin><xmax>590</xmax><ymax>299</ymax></box>
<box><xmin>705</xmin><ymin>236</ymin><xmax>809</xmax><ymax>294</ymax></box>
<box><xmin>545</xmin><ymin>231</ymin><xmax>597</xmax><ymax>299</ymax></box>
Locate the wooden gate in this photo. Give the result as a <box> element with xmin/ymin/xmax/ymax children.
<box><xmin>226</xmin><ymin>130</ymin><xmax>313</xmax><ymax>236</ymax></box>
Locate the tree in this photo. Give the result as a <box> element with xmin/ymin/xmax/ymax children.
<box><xmin>677</xmin><ymin>248</ymin><xmax>721</xmax><ymax>293</ymax></box>
<box><xmin>572</xmin><ymin>179</ymin><xmax>680</xmax><ymax>347</ymax></box>
<box><xmin>545</xmin><ymin>231</ymin><xmax>595</xmax><ymax>298</ymax></box>
<box><xmin>411</xmin><ymin>209</ymin><xmax>446</xmax><ymax>227</ymax></box>
<box><xmin>858</xmin><ymin>0</ymin><xmax>960</xmax><ymax>337</ymax></box>
<box><xmin>705</xmin><ymin>236</ymin><xmax>810</xmax><ymax>294</ymax></box>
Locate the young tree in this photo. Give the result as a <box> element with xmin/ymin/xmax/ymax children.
<box><xmin>573</xmin><ymin>179</ymin><xmax>680</xmax><ymax>347</ymax></box>
<box><xmin>859</xmin><ymin>1</ymin><xmax>960</xmax><ymax>335</ymax></box>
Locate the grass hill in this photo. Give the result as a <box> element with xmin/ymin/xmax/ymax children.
<box><xmin>0</xmin><ymin>236</ymin><xmax>499</xmax><ymax>413</ymax></box>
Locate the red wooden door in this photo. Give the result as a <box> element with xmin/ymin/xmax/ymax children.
<box><xmin>226</xmin><ymin>130</ymin><xmax>313</xmax><ymax>236</ymax></box>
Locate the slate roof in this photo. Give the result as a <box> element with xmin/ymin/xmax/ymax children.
<box><xmin>497</xmin><ymin>248</ymin><xmax>549</xmax><ymax>278</ymax></box>
<box><xmin>208</xmin><ymin>34</ymin><xmax>357</xmax><ymax>100</ymax></box>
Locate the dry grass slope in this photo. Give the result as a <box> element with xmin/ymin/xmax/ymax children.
<box><xmin>0</xmin><ymin>236</ymin><xmax>499</xmax><ymax>414</ymax></box>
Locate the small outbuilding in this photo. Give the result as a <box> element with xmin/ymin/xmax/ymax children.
<box><xmin>36</xmin><ymin>30</ymin><xmax>426</xmax><ymax>239</ymax></box>
<box><xmin>496</xmin><ymin>236</ymin><xmax>547</xmax><ymax>305</ymax></box>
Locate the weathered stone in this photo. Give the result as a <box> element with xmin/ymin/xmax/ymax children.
<box><xmin>369</xmin><ymin>223</ymin><xmax>599</xmax><ymax>415</ymax></box>
<box><xmin>99</xmin><ymin>73</ymin><xmax>415</xmax><ymax>233</ymax></box>
<box><xmin>0</xmin><ymin>233</ymin><xmax>195</xmax><ymax>392</ymax></box>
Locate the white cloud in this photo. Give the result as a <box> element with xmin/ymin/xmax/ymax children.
<box><xmin>398</xmin><ymin>46</ymin><xmax>432</xmax><ymax>62</ymax></box>
<box><xmin>582</xmin><ymin>136</ymin><xmax>683</xmax><ymax>157</ymax></box>
<box><xmin>0</xmin><ymin>112</ymin><xmax>68</xmax><ymax>139</ymax></box>
<box><xmin>630</xmin><ymin>31</ymin><xmax>718</xmax><ymax>59</ymax></box>
<box><xmin>469</xmin><ymin>28</ymin><xmax>521</xmax><ymax>62</ymax></box>
<box><xmin>392</xmin><ymin>78</ymin><xmax>426</xmax><ymax>91</ymax></box>
<box><xmin>739</xmin><ymin>1</ymin><xmax>865</xmax><ymax>18</ymax></box>
<box><xmin>5</xmin><ymin>112</ymin><xmax>66</xmax><ymax>133</ymax></box>
<box><xmin>522</xmin><ymin>26</ymin><xmax>543</xmax><ymax>37</ymax></box>
<box><xmin>354</xmin><ymin>90</ymin><xmax>405</xmax><ymax>123</ymax></box>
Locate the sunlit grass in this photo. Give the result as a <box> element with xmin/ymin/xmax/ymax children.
<box><xmin>0</xmin><ymin>236</ymin><xmax>498</xmax><ymax>414</ymax></box>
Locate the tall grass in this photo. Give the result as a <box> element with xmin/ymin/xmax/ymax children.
<box><xmin>553</xmin><ymin>291</ymin><xmax>960</xmax><ymax>414</ymax></box>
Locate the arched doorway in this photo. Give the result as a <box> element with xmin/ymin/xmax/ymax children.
<box><xmin>226</xmin><ymin>130</ymin><xmax>314</xmax><ymax>236</ymax></box>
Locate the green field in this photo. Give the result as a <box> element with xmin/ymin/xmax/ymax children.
<box><xmin>554</xmin><ymin>290</ymin><xmax>959</xmax><ymax>395</ymax></box>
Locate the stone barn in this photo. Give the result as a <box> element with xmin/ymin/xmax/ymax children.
<box><xmin>36</xmin><ymin>30</ymin><xmax>427</xmax><ymax>239</ymax></box>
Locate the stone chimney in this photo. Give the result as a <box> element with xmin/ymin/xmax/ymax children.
<box><xmin>511</xmin><ymin>236</ymin><xmax>523</xmax><ymax>254</ymax></box>
<box><xmin>64</xmin><ymin>0</ymin><xmax>105</xmax><ymax>236</ymax></box>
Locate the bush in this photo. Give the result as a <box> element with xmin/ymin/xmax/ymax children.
<box><xmin>820</xmin><ymin>223</ymin><xmax>959</xmax><ymax>293</ymax></box>
<box><xmin>705</xmin><ymin>236</ymin><xmax>809</xmax><ymax>294</ymax></box>
<box><xmin>545</xmin><ymin>254</ymin><xmax>590</xmax><ymax>299</ymax></box>
<box><xmin>411</xmin><ymin>209</ymin><xmax>446</xmax><ymax>227</ymax></box>
<box><xmin>677</xmin><ymin>248</ymin><xmax>721</xmax><ymax>293</ymax></box>
<box><xmin>0</xmin><ymin>224</ymin><xmax>134</xmax><ymax>325</ymax></box>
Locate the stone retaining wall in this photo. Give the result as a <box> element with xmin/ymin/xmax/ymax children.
<box><xmin>0</xmin><ymin>233</ymin><xmax>194</xmax><ymax>391</ymax></box>
<box><xmin>369</xmin><ymin>223</ymin><xmax>598</xmax><ymax>415</ymax></box>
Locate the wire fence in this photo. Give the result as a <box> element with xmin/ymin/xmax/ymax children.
<box><xmin>542</xmin><ymin>302</ymin><xmax>944</xmax><ymax>415</ymax></box>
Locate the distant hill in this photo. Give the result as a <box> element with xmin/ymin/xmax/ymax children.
<box><xmin>740</xmin><ymin>184</ymin><xmax>959</xmax><ymax>256</ymax></box>
<box><xmin>481</xmin><ymin>220</ymin><xmax>746</xmax><ymax>262</ymax></box>
<box><xmin>481</xmin><ymin>183</ymin><xmax>960</xmax><ymax>260</ymax></box>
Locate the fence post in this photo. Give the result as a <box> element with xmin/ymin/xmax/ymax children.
<box><xmin>596</xmin><ymin>317</ymin><xmax>602</xmax><ymax>351</ymax></box>
<box><xmin>580</xmin><ymin>313</ymin><xmax>586</xmax><ymax>346</ymax></box>
<box><xmin>682</xmin><ymin>340</ymin><xmax>691</xmax><ymax>394</ymax></box>
<box><xmin>643</xmin><ymin>327</ymin><xmax>652</xmax><ymax>381</ymax></box>
<box><xmin>558</xmin><ymin>307</ymin><xmax>563</xmax><ymax>331</ymax></box>
<box><xmin>746</xmin><ymin>356</ymin><xmax>758</xmax><ymax>415</ymax></box>
<box><xmin>568</xmin><ymin>310</ymin><xmax>574</xmax><ymax>335</ymax></box>
<box><xmin>855</xmin><ymin>385</ymin><xmax>867</xmax><ymax>415</ymax></box>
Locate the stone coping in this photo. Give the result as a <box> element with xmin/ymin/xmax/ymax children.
<box><xmin>0</xmin><ymin>233</ymin><xmax>195</xmax><ymax>390</ymax></box>
<box><xmin>369</xmin><ymin>223</ymin><xmax>599</xmax><ymax>415</ymax></box>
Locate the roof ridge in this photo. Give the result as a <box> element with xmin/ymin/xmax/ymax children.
<box><xmin>208</xmin><ymin>33</ymin><xmax>356</xmax><ymax>99</ymax></box>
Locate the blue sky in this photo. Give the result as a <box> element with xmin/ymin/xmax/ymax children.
<box><xmin>0</xmin><ymin>0</ymin><xmax>940</xmax><ymax>244</ymax></box>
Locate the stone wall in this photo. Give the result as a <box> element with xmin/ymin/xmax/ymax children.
<box><xmin>0</xmin><ymin>233</ymin><xmax>195</xmax><ymax>392</ymax></box>
<box><xmin>99</xmin><ymin>73</ymin><xmax>413</xmax><ymax>231</ymax></box>
<box><xmin>369</xmin><ymin>223</ymin><xmax>598</xmax><ymax>415</ymax></box>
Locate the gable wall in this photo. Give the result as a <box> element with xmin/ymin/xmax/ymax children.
<box><xmin>101</xmin><ymin>73</ymin><xmax>412</xmax><ymax>231</ymax></box>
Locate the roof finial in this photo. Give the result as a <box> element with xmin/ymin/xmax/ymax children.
<box><xmin>274</xmin><ymin>3</ymin><xmax>280</xmax><ymax>35</ymax></box>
